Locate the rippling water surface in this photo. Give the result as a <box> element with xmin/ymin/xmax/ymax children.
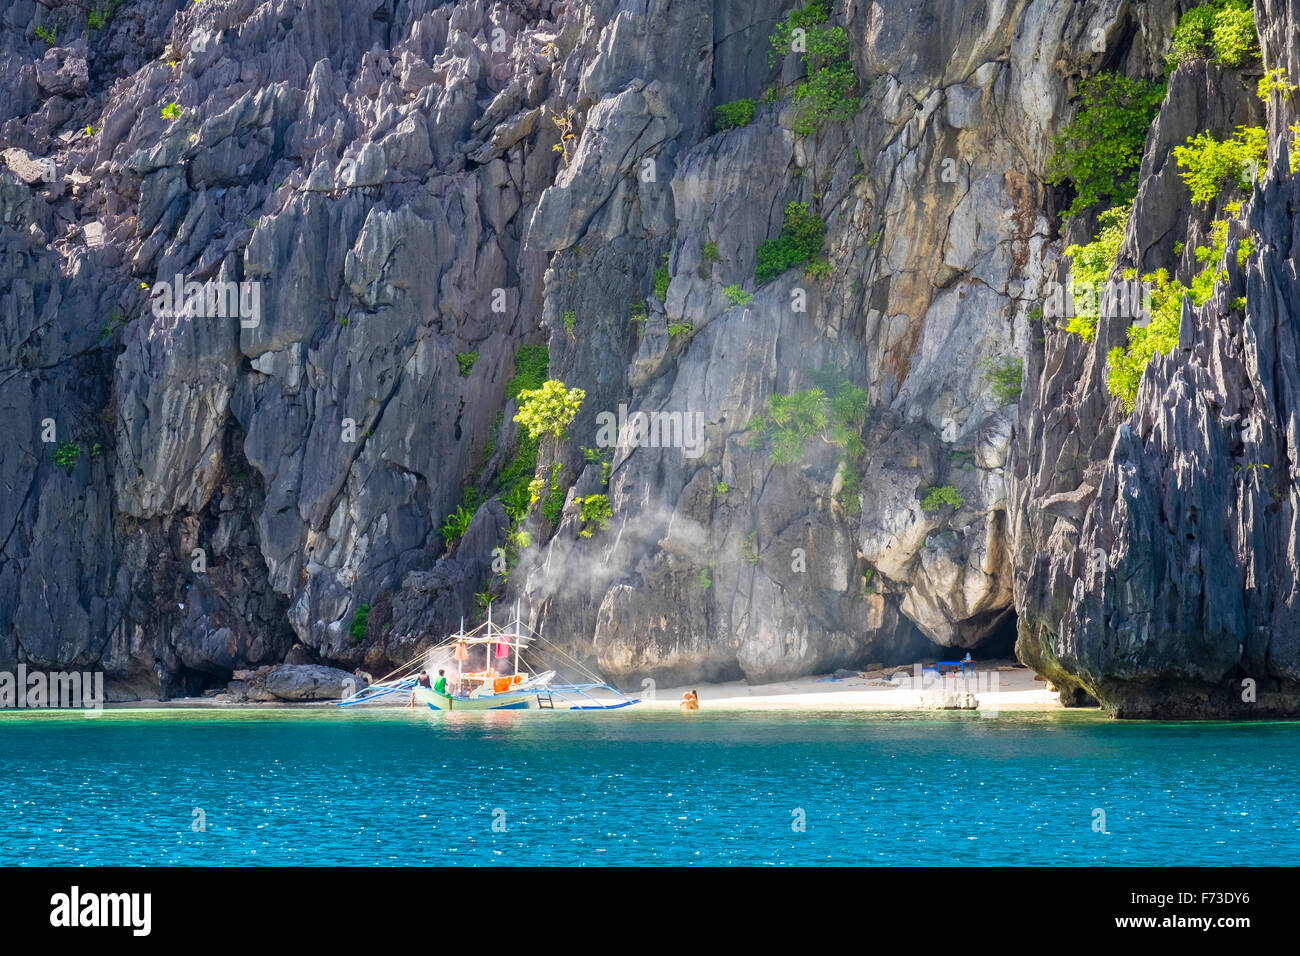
<box><xmin>2</xmin><ymin>707</ymin><xmax>1297</xmax><ymax>865</ymax></box>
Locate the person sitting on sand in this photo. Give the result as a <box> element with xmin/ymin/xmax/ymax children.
<box><xmin>680</xmin><ymin>689</ymin><xmax>699</xmax><ymax>711</ymax></box>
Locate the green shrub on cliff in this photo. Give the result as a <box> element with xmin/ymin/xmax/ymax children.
<box><xmin>722</xmin><ymin>284</ymin><xmax>753</xmax><ymax>307</ymax></box>
<box><xmin>1105</xmin><ymin>220</ymin><xmax>1229</xmax><ymax>411</ymax></box>
<box><xmin>769</xmin><ymin>2</ymin><xmax>858</xmax><ymax>137</ymax></box>
<box><xmin>1173</xmin><ymin>125</ymin><xmax>1267</xmax><ymax>203</ymax></box>
<box><xmin>1167</xmin><ymin>0</ymin><xmax>1259</xmax><ymax>69</ymax></box>
<box><xmin>714</xmin><ymin>99</ymin><xmax>756</xmax><ymax>131</ymax></box>
<box><xmin>506</xmin><ymin>344</ymin><xmax>548</xmax><ymax>399</ymax></box>
<box><xmin>541</xmin><ymin>462</ymin><xmax>567</xmax><ymax>524</ymax></box>
<box><xmin>747</xmin><ymin>375</ymin><xmax>868</xmax><ymax>465</ymax></box>
<box><xmin>1061</xmin><ymin>203</ymin><xmax>1130</xmax><ymax>340</ymax></box>
<box><xmin>440</xmin><ymin>503</ymin><xmax>475</xmax><ymax>547</ymax></box>
<box><xmin>1257</xmin><ymin>68</ymin><xmax>1297</xmax><ymax>101</ymax></box>
<box><xmin>577</xmin><ymin>494</ymin><xmax>612</xmax><ymax>537</ymax></box>
<box><xmin>652</xmin><ymin>253</ymin><xmax>671</xmax><ymax>301</ymax></box>
<box><xmin>982</xmin><ymin>356</ymin><xmax>1024</xmax><ymax>404</ymax></box>
<box><xmin>1047</xmin><ymin>74</ymin><xmax>1165</xmax><ymax>219</ymax></box>
<box><xmin>349</xmin><ymin>605</ymin><xmax>370</xmax><ymax>643</ymax></box>
<box><xmin>514</xmin><ymin>379</ymin><xmax>585</xmax><ymax>441</ymax></box>
<box><xmin>52</xmin><ymin>441</ymin><xmax>80</xmax><ymax>474</ymax></box>
<box><xmin>1209</xmin><ymin>0</ymin><xmax>1259</xmax><ymax>67</ymax></box>
<box><xmin>920</xmin><ymin>485</ymin><xmax>963</xmax><ymax>512</ymax></box>
<box><xmin>755</xmin><ymin>202</ymin><xmax>826</xmax><ymax>283</ymax></box>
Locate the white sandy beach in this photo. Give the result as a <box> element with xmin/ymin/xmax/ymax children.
<box><xmin>640</xmin><ymin>662</ymin><xmax>1061</xmax><ymax>712</ymax></box>
<box><xmin>76</xmin><ymin>660</ymin><xmax>1062</xmax><ymax>712</ymax></box>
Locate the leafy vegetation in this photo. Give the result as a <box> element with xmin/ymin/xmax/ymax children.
<box><xmin>582</xmin><ymin>445</ymin><xmax>612</xmax><ymax>486</ymax></box>
<box><xmin>837</xmin><ymin>462</ymin><xmax>862</xmax><ymax>515</ymax></box>
<box><xmin>1166</xmin><ymin>0</ymin><xmax>1259</xmax><ymax>69</ymax></box>
<box><xmin>100</xmin><ymin>308</ymin><xmax>128</xmax><ymax>341</ymax></box>
<box><xmin>702</xmin><ymin>239</ymin><xmax>720</xmax><ymax>263</ymax></box>
<box><xmin>1237</xmin><ymin>234</ymin><xmax>1254</xmax><ymax>267</ymax></box>
<box><xmin>1173</xmin><ymin>125</ymin><xmax>1267</xmax><ymax>203</ymax></box>
<box><xmin>161</xmin><ymin>103</ymin><xmax>183</xmax><ymax>121</ymax></box>
<box><xmin>1258</xmin><ymin>68</ymin><xmax>1297</xmax><ymax>101</ymax></box>
<box><xmin>722</xmin><ymin>284</ymin><xmax>753</xmax><ymax>307</ymax></box>
<box><xmin>349</xmin><ymin>604</ymin><xmax>370</xmax><ymax>643</ymax></box>
<box><xmin>53</xmin><ymin>440</ymin><xmax>80</xmax><ymax>474</ymax></box>
<box><xmin>456</xmin><ymin>350</ymin><xmax>479</xmax><ymax>377</ymax></box>
<box><xmin>920</xmin><ymin>485</ymin><xmax>963</xmax><ymax>512</ymax></box>
<box><xmin>653</xmin><ymin>254</ymin><xmax>670</xmax><ymax>300</ymax></box>
<box><xmin>577</xmin><ymin>494</ymin><xmax>612</xmax><ymax>537</ymax></box>
<box><xmin>714</xmin><ymin>99</ymin><xmax>756</xmax><ymax>131</ymax></box>
<box><xmin>1106</xmin><ymin>219</ymin><xmax>1232</xmax><ymax>410</ymax></box>
<box><xmin>1046</xmin><ymin>74</ymin><xmax>1165</xmax><ymax>218</ymax></box>
<box><xmin>769</xmin><ymin>1</ymin><xmax>859</xmax><ymax>137</ymax></box>
<box><xmin>541</xmin><ymin>462</ymin><xmax>567</xmax><ymax>524</ymax></box>
<box><xmin>982</xmin><ymin>356</ymin><xmax>1024</xmax><ymax>404</ymax></box>
<box><xmin>1208</xmin><ymin>0</ymin><xmax>1259</xmax><ymax>67</ymax></box>
<box><xmin>34</xmin><ymin>24</ymin><xmax>56</xmax><ymax>45</ymax></box>
<box><xmin>506</xmin><ymin>345</ymin><xmax>549</xmax><ymax>400</ymax></box>
<box><xmin>805</xmin><ymin>258</ymin><xmax>832</xmax><ymax>280</ymax></box>
<box><xmin>514</xmin><ymin>379</ymin><xmax>585</xmax><ymax>441</ymax></box>
<box><xmin>563</xmin><ymin>310</ymin><xmax>576</xmax><ymax>334</ymax></box>
<box><xmin>667</xmin><ymin>322</ymin><xmax>693</xmax><ymax>338</ymax></box>
<box><xmin>474</xmin><ymin>345</ymin><xmax>550</xmax><ymax>529</ymax></box>
<box><xmin>1061</xmin><ymin>203</ymin><xmax>1130</xmax><ymax>340</ymax></box>
<box><xmin>755</xmin><ymin>202</ymin><xmax>826</xmax><ymax>283</ymax></box>
<box><xmin>747</xmin><ymin>373</ymin><xmax>869</xmax><ymax>466</ymax></box>
<box><xmin>440</xmin><ymin>503</ymin><xmax>475</xmax><ymax>548</ymax></box>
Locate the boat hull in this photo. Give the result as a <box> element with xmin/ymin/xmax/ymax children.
<box><xmin>411</xmin><ymin>686</ymin><xmax>543</xmax><ymax>711</ymax></box>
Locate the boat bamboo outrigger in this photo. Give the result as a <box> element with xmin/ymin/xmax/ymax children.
<box><xmin>337</xmin><ymin>600</ymin><xmax>638</xmax><ymax>711</ymax></box>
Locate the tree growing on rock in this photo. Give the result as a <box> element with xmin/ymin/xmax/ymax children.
<box><xmin>514</xmin><ymin>379</ymin><xmax>585</xmax><ymax>441</ymax></box>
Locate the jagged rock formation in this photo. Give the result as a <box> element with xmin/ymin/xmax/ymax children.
<box><xmin>0</xmin><ymin>0</ymin><xmax>1296</xmax><ymax>717</ymax></box>
<box><xmin>1011</xmin><ymin>2</ymin><xmax>1300</xmax><ymax>718</ymax></box>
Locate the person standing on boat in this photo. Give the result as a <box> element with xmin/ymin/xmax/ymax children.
<box><xmin>433</xmin><ymin>669</ymin><xmax>448</xmax><ymax>697</ymax></box>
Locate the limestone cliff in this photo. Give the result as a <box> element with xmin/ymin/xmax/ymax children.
<box><xmin>0</xmin><ymin>0</ymin><xmax>1296</xmax><ymax>717</ymax></box>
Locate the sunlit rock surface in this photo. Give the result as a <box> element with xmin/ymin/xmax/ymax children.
<box><xmin>0</xmin><ymin>0</ymin><xmax>1296</xmax><ymax>717</ymax></box>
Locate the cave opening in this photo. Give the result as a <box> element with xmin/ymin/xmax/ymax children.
<box><xmin>967</xmin><ymin>607</ymin><xmax>1018</xmax><ymax>660</ymax></box>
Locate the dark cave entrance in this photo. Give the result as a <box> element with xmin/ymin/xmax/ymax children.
<box><xmin>966</xmin><ymin>607</ymin><xmax>1018</xmax><ymax>660</ymax></box>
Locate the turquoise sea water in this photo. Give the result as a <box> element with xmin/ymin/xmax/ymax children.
<box><xmin>1</xmin><ymin>707</ymin><xmax>1297</xmax><ymax>866</ymax></box>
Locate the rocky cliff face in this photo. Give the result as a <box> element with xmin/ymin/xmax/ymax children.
<box><xmin>0</xmin><ymin>0</ymin><xmax>1296</xmax><ymax>717</ymax></box>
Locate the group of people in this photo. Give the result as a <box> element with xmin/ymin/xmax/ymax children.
<box><xmin>410</xmin><ymin>668</ymin><xmax>452</xmax><ymax>707</ymax></box>
<box><xmin>407</xmin><ymin>666</ymin><xmax>699</xmax><ymax>711</ymax></box>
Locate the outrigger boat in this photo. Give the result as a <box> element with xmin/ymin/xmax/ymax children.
<box><xmin>337</xmin><ymin>601</ymin><xmax>638</xmax><ymax>712</ymax></box>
